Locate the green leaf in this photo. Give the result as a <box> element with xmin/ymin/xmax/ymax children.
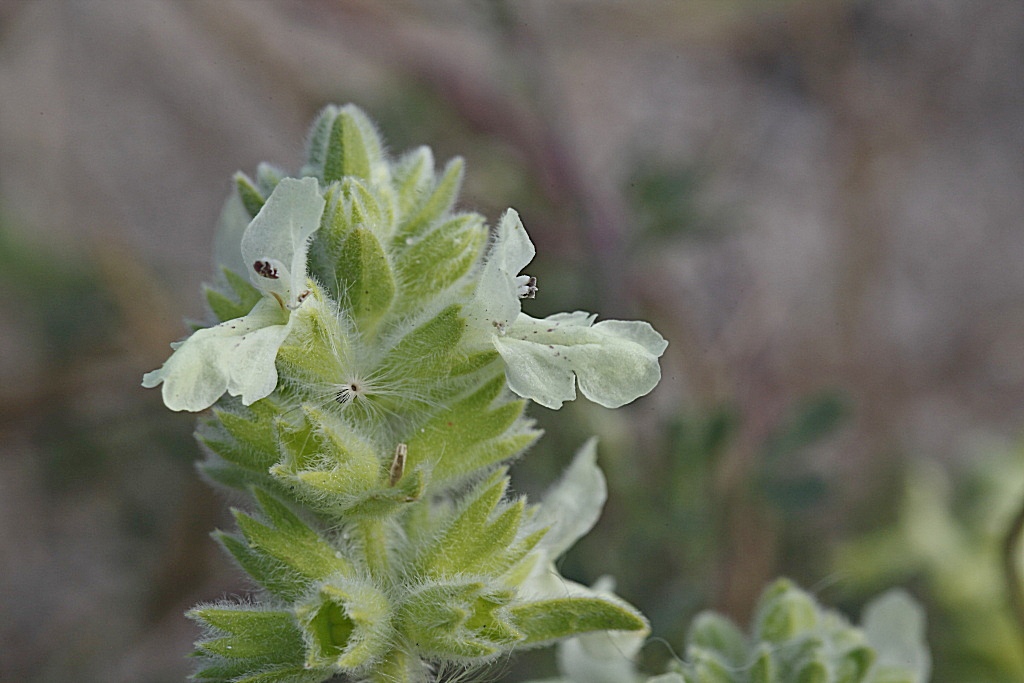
<box><xmin>296</xmin><ymin>580</ymin><xmax>393</xmax><ymax>670</ymax></box>
<box><xmin>334</xmin><ymin>226</ymin><xmax>395</xmax><ymax>330</ymax></box>
<box><xmin>323</xmin><ymin>105</ymin><xmax>382</xmax><ymax>183</ymax></box>
<box><xmin>393</xmin><ymin>212</ymin><xmax>486</xmax><ymax>313</ymax></box>
<box><xmin>796</xmin><ymin>659</ymin><xmax>829</xmax><ymax>683</ymax></box>
<box><xmin>215</xmin><ymin>531</ymin><xmax>306</xmax><ymax>601</ymax></box>
<box><xmin>374</xmin><ymin>305</ymin><xmax>465</xmax><ymax>391</ymax></box>
<box><xmin>835</xmin><ymin>646</ymin><xmax>874</xmax><ymax>683</ymax></box>
<box><xmin>754</xmin><ymin>579</ymin><xmax>819</xmax><ymax>643</ymax></box>
<box><xmin>272</xmin><ymin>407</ymin><xmax>380</xmax><ymax>492</ymax></box>
<box><xmin>751</xmin><ymin>645</ymin><xmax>776</xmax><ymax>683</ymax></box>
<box><xmin>198</xmin><ymin>461</ymin><xmax>281</xmax><ymax>494</ymax></box>
<box><xmin>415</xmin><ymin>469</ymin><xmax>513</xmax><ymax>575</ymax></box>
<box><xmin>393</xmin><ymin>157</ymin><xmax>464</xmax><ymax>245</ymax></box>
<box><xmin>250</xmin><ymin>487</ymin><xmax>316</xmax><ymax>537</ymax></box>
<box><xmin>274</xmin><ymin>286</ymin><xmax>353</xmax><ymax>388</ymax></box>
<box><xmin>391</xmin><ymin>146</ymin><xmax>435</xmax><ymax>220</ymax></box>
<box><xmin>189</xmin><ymin>606</ymin><xmax>321</xmax><ymax>683</ymax></box>
<box><xmin>192</xmin><ymin>607</ymin><xmax>301</xmax><ymax>654</ymax></box>
<box><xmin>304</xmin><ymin>106</ymin><xmax>337</xmax><ymax>173</ymax></box>
<box><xmin>405</xmin><ymin>374</ymin><xmax>538</xmax><ymax>486</ymax></box>
<box><xmin>687</xmin><ymin>612</ymin><xmax>748</xmax><ymax>669</ymax></box>
<box><xmin>235</xmin><ymin>171</ymin><xmax>266</xmax><ymax>218</ymax></box>
<box><xmin>269</xmin><ymin>410</ymin><xmax>427</xmax><ymax>520</ymax></box>
<box><xmin>205</xmin><ymin>267</ymin><xmax>263</xmax><ymax>322</ymax></box>
<box><xmin>512</xmin><ymin>597</ymin><xmax>647</xmax><ymax>647</ymax></box>
<box><xmin>309</xmin><ymin>179</ymin><xmax>393</xmax><ymax>305</ymax></box>
<box><xmin>400</xmin><ymin>582</ymin><xmax>521</xmax><ymax>660</ymax></box>
<box><xmin>255</xmin><ymin>162</ymin><xmax>284</xmax><ymax>195</ymax></box>
<box><xmin>202</xmin><ymin>399</ymin><xmax>283</xmax><ymax>473</ymax></box>
<box><xmin>688</xmin><ymin>649</ymin><xmax>733</xmax><ymax>683</ymax></box>
<box><xmin>233</xmin><ymin>669</ymin><xmax>329</xmax><ymax>683</ymax></box>
<box><xmin>332</xmin><ymin>470</ymin><xmax>425</xmax><ymax>519</ymax></box>
<box><xmin>232</xmin><ymin>491</ymin><xmax>348</xmax><ymax>584</ymax></box>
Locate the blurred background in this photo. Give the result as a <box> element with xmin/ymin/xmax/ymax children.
<box><xmin>2</xmin><ymin>1</ymin><xmax>1023</xmax><ymax>681</ymax></box>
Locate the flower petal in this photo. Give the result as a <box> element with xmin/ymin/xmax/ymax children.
<box><xmin>142</xmin><ymin>298</ymin><xmax>290</xmax><ymax>411</ymax></box>
<box><xmin>498</xmin><ymin>313</ymin><xmax>668</xmax><ymax>409</ymax></box>
<box><xmin>570</xmin><ymin>320</ymin><xmax>666</xmax><ymax>408</ymax></box>
<box><xmin>519</xmin><ymin>441</ymin><xmax>609</xmax><ymax>600</ymax></box>
<box><xmin>533</xmin><ymin>438</ymin><xmax>606</xmax><ymax>558</ymax></box>
<box><xmin>240</xmin><ymin>176</ymin><xmax>325</xmax><ymax>305</ymax></box>
<box><xmin>557</xmin><ymin>614</ymin><xmax>649</xmax><ymax>683</ymax></box>
<box><xmin>493</xmin><ymin>334</ymin><xmax>578</xmax><ymax>410</ymax></box>
<box><xmin>466</xmin><ymin>208</ymin><xmax>535</xmax><ymax>335</ymax></box>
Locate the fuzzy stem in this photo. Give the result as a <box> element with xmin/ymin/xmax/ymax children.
<box><xmin>361</xmin><ymin>517</ymin><xmax>390</xmax><ymax>579</ymax></box>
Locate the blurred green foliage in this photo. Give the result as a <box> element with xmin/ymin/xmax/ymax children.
<box><xmin>0</xmin><ymin>220</ymin><xmax>118</xmax><ymax>365</ymax></box>
<box><xmin>758</xmin><ymin>391</ymin><xmax>847</xmax><ymax>513</ymax></box>
<box><xmin>673</xmin><ymin>578</ymin><xmax>929</xmax><ymax>683</ymax></box>
<box><xmin>626</xmin><ymin>162</ymin><xmax>728</xmax><ymax>243</ymax></box>
<box><xmin>835</xmin><ymin>448</ymin><xmax>1024</xmax><ymax>682</ymax></box>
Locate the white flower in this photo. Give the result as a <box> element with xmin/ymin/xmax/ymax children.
<box><xmin>519</xmin><ymin>439</ymin><xmax>650</xmax><ymax>625</ymax></box>
<box><xmin>514</xmin><ymin>440</ymin><xmax>652</xmax><ymax>683</ymax></box>
<box><xmin>519</xmin><ymin>438</ymin><xmax>608</xmax><ymax>600</ymax></box>
<box><xmin>466</xmin><ymin>209</ymin><xmax>667</xmax><ymax>410</ymax></box>
<box><xmin>143</xmin><ymin>177</ymin><xmax>326</xmax><ymax>411</ymax></box>
<box><xmin>556</xmin><ymin>623</ymin><xmax>650</xmax><ymax>683</ymax></box>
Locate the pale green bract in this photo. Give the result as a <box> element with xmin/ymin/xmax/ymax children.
<box><xmin>142</xmin><ymin>177</ymin><xmax>326</xmax><ymax>411</ymax></box>
<box><xmin>466</xmin><ymin>209</ymin><xmax>668</xmax><ymax>409</ymax></box>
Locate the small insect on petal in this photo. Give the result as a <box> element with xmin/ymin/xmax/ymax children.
<box><xmin>389</xmin><ymin>443</ymin><xmax>407</xmax><ymax>487</ymax></box>
<box><xmin>253</xmin><ymin>259</ymin><xmax>280</xmax><ymax>279</ymax></box>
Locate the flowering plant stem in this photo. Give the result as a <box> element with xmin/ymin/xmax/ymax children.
<box><xmin>144</xmin><ymin>104</ymin><xmax>666</xmax><ymax>683</ymax></box>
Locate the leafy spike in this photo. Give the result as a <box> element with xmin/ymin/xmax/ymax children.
<box><xmin>144</xmin><ymin>104</ymin><xmax>669</xmax><ymax>683</ymax></box>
